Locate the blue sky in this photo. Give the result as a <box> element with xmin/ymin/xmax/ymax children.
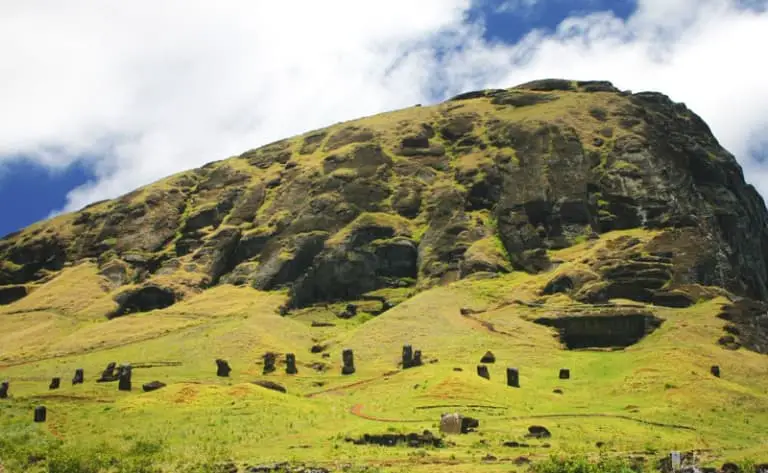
<box><xmin>1</xmin><ymin>0</ymin><xmax>767</xmax><ymax>238</ymax></box>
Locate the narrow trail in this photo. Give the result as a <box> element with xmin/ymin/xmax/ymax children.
<box><xmin>349</xmin><ymin>403</ymin><xmax>696</xmax><ymax>431</ymax></box>
<box><xmin>305</xmin><ymin>371</ymin><xmax>400</xmax><ymax>398</ymax></box>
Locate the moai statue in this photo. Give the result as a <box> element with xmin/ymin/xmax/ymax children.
<box><xmin>263</xmin><ymin>352</ymin><xmax>276</xmax><ymax>374</ymax></box>
<box><xmin>34</xmin><ymin>406</ymin><xmax>47</xmax><ymax>423</ymax></box>
<box><xmin>72</xmin><ymin>368</ymin><xmax>84</xmax><ymax>385</ymax></box>
<box><xmin>559</xmin><ymin>369</ymin><xmax>570</xmax><ymax>380</ymax></box>
<box><xmin>477</xmin><ymin>365</ymin><xmax>490</xmax><ymax>380</ymax></box>
<box><xmin>413</xmin><ymin>350</ymin><xmax>423</xmax><ymax>367</ymax></box>
<box><xmin>710</xmin><ymin>365</ymin><xmax>721</xmax><ymax>378</ymax></box>
<box><xmin>216</xmin><ymin>359</ymin><xmax>232</xmax><ymax>377</ymax></box>
<box><xmin>402</xmin><ymin>345</ymin><xmax>413</xmax><ymax>369</ymax></box>
<box><xmin>341</xmin><ymin>349</ymin><xmax>355</xmax><ymax>375</ymax></box>
<box><xmin>0</xmin><ymin>380</ymin><xmax>9</xmax><ymax>399</ymax></box>
<box><xmin>49</xmin><ymin>377</ymin><xmax>61</xmax><ymax>390</ymax></box>
<box><xmin>286</xmin><ymin>353</ymin><xmax>298</xmax><ymax>375</ymax></box>
<box><xmin>98</xmin><ymin>362</ymin><xmax>118</xmax><ymax>382</ymax></box>
<box><xmin>506</xmin><ymin>367</ymin><xmax>520</xmax><ymax>388</ymax></box>
<box><xmin>118</xmin><ymin>364</ymin><xmax>132</xmax><ymax>391</ymax></box>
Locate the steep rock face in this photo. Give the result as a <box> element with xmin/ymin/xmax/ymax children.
<box><xmin>1</xmin><ymin>78</ymin><xmax>767</xmax><ymax>313</ymax></box>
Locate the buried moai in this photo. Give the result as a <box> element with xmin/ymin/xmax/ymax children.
<box><xmin>98</xmin><ymin>362</ymin><xmax>118</xmax><ymax>382</ymax></box>
<box><xmin>402</xmin><ymin>345</ymin><xmax>413</xmax><ymax>368</ymax></box>
<box><xmin>263</xmin><ymin>352</ymin><xmax>276</xmax><ymax>374</ymax></box>
<box><xmin>286</xmin><ymin>353</ymin><xmax>298</xmax><ymax>375</ymax></box>
<box><xmin>118</xmin><ymin>364</ymin><xmax>132</xmax><ymax>391</ymax></box>
<box><xmin>507</xmin><ymin>367</ymin><xmax>520</xmax><ymax>388</ymax></box>
<box><xmin>402</xmin><ymin>345</ymin><xmax>424</xmax><ymax>369</ymax></box>
<box><xmin>342</xmin><ymin>349</ymin><xmax>355</xmax><ymax>375</ymax></box>
<box><xmin>559</xmin><ymin>369</ymin><xmax>570</xmax><ymax>380</ymax></box>
<box><xmin>49</xmin><ymin>377</ymin><xmax>61</xmax><ymax>390</ymax></box>
<box><xmin>711</xmin><ymin>365</ymin><xmax>721</xmax><ymax>378</ymax></box>
<box><xmin>216</xmin><ymin>359</ymin><xmax>232</xmax><ymax>377</ymax></box>
<box><xmin>34</xmin><ymin>406</ymin><xmax>47</xmax><ymax>423</ymax></box>
<box><xmin>413</xmin><ymin>350</ymin><xmax>423</xmax><ymax>367</ymax></box>
<box><xmin>477</xmin><ymin>365</ymin><xmax>490</xmax><ymax>380</ymax></box>
<box><xmin>0</xmin><ymin>380</ymin><xmax>8</xmax><ymax>399</ymax></box>
<box><xmin>72</xmin><ymin>368</ymin><xmax>84</xmax><ymax>385</ymax></box>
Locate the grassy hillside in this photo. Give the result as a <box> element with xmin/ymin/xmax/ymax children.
<box><xmin>1</xmin><ymin>230</ymin><xmax>767</xmax><ymax>472</ymax></box>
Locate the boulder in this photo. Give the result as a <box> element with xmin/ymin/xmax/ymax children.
<box><xmin>480</xmin><ymin>351</ymin><xmax>496</xmax><ymax>363</ymax></box>
<box><xmin>477</xmin><ymin>365</ymin><xmax>490</xmax><ymax>380</ymax></box>
<box><xmin>142</xmin><ymin>381</ymin><xmax>166</xmax><ymax>392</ymax></box>
<box><xmin>253</xmin><ymin>380</ymin><xmax>287</xmax><ymax>393</ymax></box>
<box><xmin>527</xmin><ymin>425</ymin><xmax>551</xmax><ymax>439</ymax></box>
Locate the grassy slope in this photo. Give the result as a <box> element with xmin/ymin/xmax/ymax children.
<box><xmin>1</xmin><ymin>231</ymin><xmax>767</xmax><ymax>473</ymax></box>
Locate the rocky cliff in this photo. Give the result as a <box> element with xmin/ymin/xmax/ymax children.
<box><xmin>2</xmin><ymin>78</ymin><xmax>767</xmax><ymax>318</ymax></box>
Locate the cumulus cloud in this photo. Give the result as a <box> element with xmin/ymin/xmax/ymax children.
<box><xmin>1</xmin><ymin>0</ymin><xmax>767</xmax><ymax>214</ymax></box>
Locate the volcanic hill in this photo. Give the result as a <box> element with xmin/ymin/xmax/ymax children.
<box><xmin>1</xmin><ymin>79</ymin><xmax>767</xmax><ymax>473</ymax></box>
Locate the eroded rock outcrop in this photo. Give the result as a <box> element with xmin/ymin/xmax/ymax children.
<box><xmin>1</xmin><ymin>78</ymin><xmax>767</xmax><ymax>315</ymax></box>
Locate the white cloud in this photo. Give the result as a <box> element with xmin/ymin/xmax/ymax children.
<box><xmin>1</xmin><ymin>0</ymin><xmax>768</xmax><ymax>214</ymax></box>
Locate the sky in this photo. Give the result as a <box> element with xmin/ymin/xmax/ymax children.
<box><xmin>1</xmin><ymin>0</ymin><xmax>767</xmax><ymax>238</ymax></box>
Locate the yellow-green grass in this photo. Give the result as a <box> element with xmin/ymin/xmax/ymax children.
<box><xmin>1</xmin><ymin>232</ymin><xmax>768</xmax><ymax>472</ymax></box>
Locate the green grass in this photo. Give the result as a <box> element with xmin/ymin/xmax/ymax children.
<box><xmin>1</xmin><ymin>237</ymin><xmax>767</xmax><ymax>472</ymax></box>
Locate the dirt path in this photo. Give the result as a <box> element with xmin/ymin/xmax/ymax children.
<box><xmin>349</xmin><ymin>403</ymin><xmax>696</xmax><ymax>431</ymax></box>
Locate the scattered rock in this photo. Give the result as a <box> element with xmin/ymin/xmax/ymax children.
<box><xmin>722</xmin><ymin>463</ymin><xmax>740</xmax><ymax>473</ymax></box>
<box><xmin>311</xmin><ymin>321</ymin><xmax>335</xmax><ymax>327</ymax></box>
<box><xmin>453</xmin><ymin>367</ymin><xmax>463</xmax><ymax>372</ymax></box>
<box><xmin>711</xmin><ymin>365</ymin><xmax>721</xmax><ymax>378</ymax></box>
<box><xmin>0</xmin><ymin>380</ymin><xmax>8</xmax><ymax>398</ymax></box>
<box><xmin>142</xmin><ymin>381</ymin><xmax>166</xmax><ymax>392</ymax></box>
<box><xmin>503</xmin><ymin>441</ymin><xmax>531</xmax><ymax>448</ymax></box>
<box><xmin>49</xmin><ymin>378</ymin><xmax>60</xmax><ymax>390</ymax></box>
<box><xmin>480</xmin><ymin>351</ymin><xmax>496</xmax><ymax>363</ymax></box>
<box><xmin>482</xmin><ymin>454</ymin><xmax>498</xmax><ymax>462</ymax></box>
<box><xmin>461</xmin><ymin>417</ymin><xmax>480</xmax><ymax>433</ymax></box>
<box><xmin>477</xmin><ymin>365</ymin><xmax>490</xmax><ymax>380</ymax></box>
<box><xmin>253</xmin><ymin>380</ymin><xmax>287</xmax><ymax>393</ymax></box>
<box><xmin>718</xmin><ymin>335</ymin><xmax>741</xmax><ymax>350</ymax></box>
<box><xmin>346</xmin><ymin>431</ymin><xmax>443</xmax><ymax>448</ymax></box>
<box><xmin>514</xmin><ymin>456</ymin><xmax>532</xmax><ymax>465</ymax></box>
<box><xmin>526</xmin><ymin>425</ymin><xmax>551</xmax><ymax>439</ymax></box>
<box><xmin>310</xmin><ymin>344</ymin><xmax>326</xmax><ymax>353</ymax></box>
<box><xmin>338</xmin><ymin>303</ymin><xmax>358</xmax><ymax>319</ymax></box>
<box><xmin>553</xmin><ymin>389</ymin><xmax>564</xmax><ymax>394</ymax></box>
